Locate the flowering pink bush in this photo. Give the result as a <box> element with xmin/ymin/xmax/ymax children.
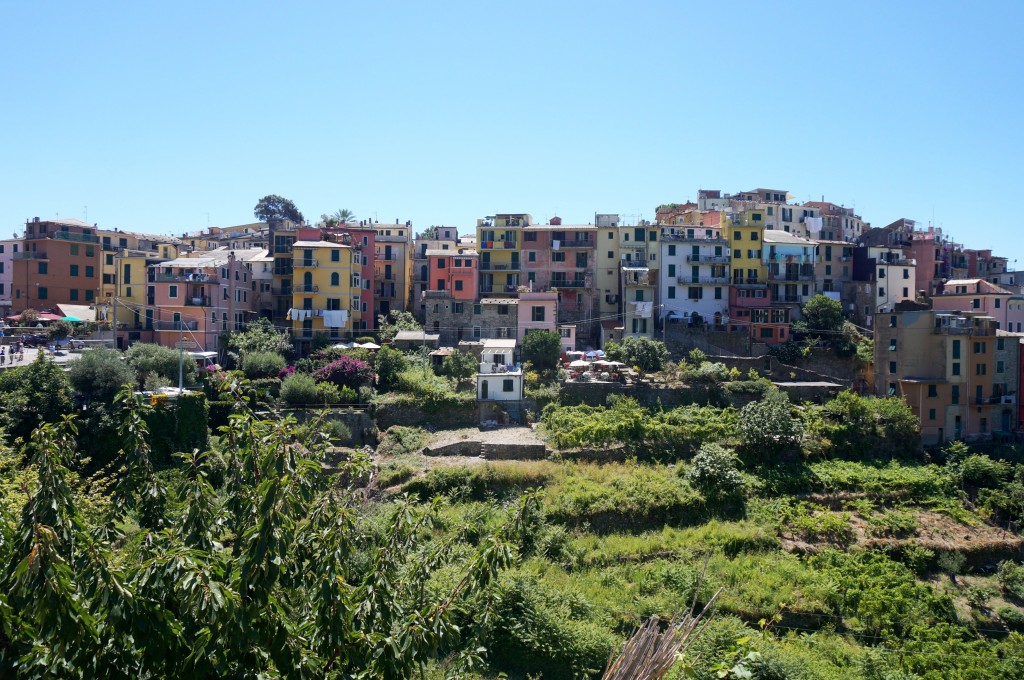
<box><xmin>312</xmin><ymin>356</ymin><xmax>373</xmax><ymax>389</ymax></box>
<box><xmin>278</xmin><ymin>365</ymin><xmax>297</xmax><ymax>379</ymax></box>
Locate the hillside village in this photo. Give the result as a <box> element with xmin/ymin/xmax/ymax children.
<box><xmin>4</xmin><ymin>191</ymin><xmax>1024</xmax><ymax>678</ymax></box>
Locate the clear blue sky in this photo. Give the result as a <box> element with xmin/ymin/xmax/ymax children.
<box><xmin>2</xmin><ymin>1</ymin><xmax>1022</xmax><ymax>266</ymax></box>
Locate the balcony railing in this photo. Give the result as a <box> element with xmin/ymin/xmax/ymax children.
<box><xmin>732</xmin><ymin>278</ymin><xmax>763</xmax><ymax>286</ymax></box>
<box><xmin>293</xmin><ymin>259</ymin><xmax>319</xmax><ymax>268</ymax></box>
<box><xmin>478</xmin><ymin>240</ymin><xmax>518</xmax><ymax>250</ymax></box>
<box><xmin>293</xmin><ymin>284</ymin><xmax>319</xmax><ymax>293</ymax></box>
<box><xmin>551</xmin><ymin>279</ymin><xmax>588</xmax><ymax>288</ymax></box>
<box><xmin>685</xmin><ymin>255</ymin><xmax>730</xmax><ymax>263</ymax></box>
<box><xmin>13</xmin><ymin>251</ymin><xmax>47</xmax><ymax>260</ymax></box>
<box><xmin>774</xmin><ymin>295</ymin><xmax>801</xmax><ymax>304</ymax></box>
<box><xmin>557</xmin><ymin>239</ymin><xmax>593</xmax><ymax>248</ymax></box>
<box><xmin>678</xmin><ymin>276</ymin><xmax>729</xmax><ymax>284</ymax></box>
<box><xmin>662</xmin><ymin>233</ymin><xmax>727</xmax><ymax>243</ymax></box>
<box><xmin>154</xmin><ymin>320</ymin><xmax>199</xmax><ymax>331</ymax></box>
<box><xmin>272</xmin><ymin>288</ymin><xmax>293</xmax><ymax>296</ymax></box>
<box><xmin>422</xmin><ymin>290</ymin><xmax>451</xmax><ymax>299</ymax></box>
<box><xmin>375</xmin><ymin>253</ymin><xmax>400</xmax><ymax>261</ymax></box>
<box><xmin>768</xmin><ymin>271</ymin><xmax>815</xmax><ymax>281</ymax></box>
<box><xmin>479</xmin><ymin>263</ymin><xmax>521</xmax><ymax>272</ymax></box>
<box><xmin>185</xmin><ymin>297</ymin><xmax>210</xmax><ymax>307</ymax></box>
<box><xmin>149</xmin><ymin>272</ymin><xmax>221</xmax><ymax>284</ymax></box>
<box><xmin>51</xmin><ymin>231</ymin><xmax>100</xmax><ymax>244</ymax></box>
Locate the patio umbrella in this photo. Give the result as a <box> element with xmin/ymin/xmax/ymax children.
<box><xmin>62</xmin><ymin>316</ymin><xmax>83</xmax><ymax>322</ymax></box>
<box><xmin>358</xmin><ymin>342</ymin><xmax>381</xmax><ymax>350</ymax></box>
<box><xmin>569</xmin><ymin>359</ymin><xmax>591</xmax><ymax>368</ymax></box>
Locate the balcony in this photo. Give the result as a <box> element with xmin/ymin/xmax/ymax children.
<box><xmin>293</xmin><ymin>259</ymin><xmax>319</xmax><ymax>268</ymax></box>
<box><xmin>768</xmin><ymin>271</ymin><xmax>815</xmax><ymax>282</ymax></box>
<box><xmin>185</xmin><ymin>297</ymin><xmax>210</xmax><ymax>307</ymax></box>
<box><xmin>273</xmin><ymin>263</ymin><xmax>294</xmax><ymax>276</ymax></box>
<box><xmin>154</xmin><ymin>320</ymin><xmax>199</xmax><ymax>331</ymax></box>
<box><xmin>678</xmin><ymin>276</ymin><xmax>729</xmax><ymax>284</ymax></box>
<box><xmin>422</xmin><ymin>290</ymin><xmax>451</xmax><ymax>299</ymax></box>
<box><xmin>375</xmin><ymin>253</ymin><xmax>400</xmax><ymax>261</ymax></box>
<box><xmin>51</xmin><ymin>231</ymin><xmax>100</xmax><ymax>244</ymax></box>
<box><xmin>479</xmin><ymin>240</ymin><xmax>518</xmax><ymax>250</ymax></box>
<box><xmin>557</xmin><ymin>239</ymin><xmax>593</xmax><ymax>248</ymax></box>
<box><xmin>773</xmin><ymin>295</ymin><xmax>801</xmax><ymax>304</ymax></box>
<box><xmin>293</xmin><ymin>284</ymin><xmax>319</xmax><ymax>293</ymax></box>
<box><xmin>552</xmin><ymin>279</ymin><xmax>588</xmax><ymax>288</ymax></box>
<box><xmin>479</xmin><ymin>262</ymin><xmax>521</xmax><ymax>272</ymax></box>
<box><xmin>662</xmin><ymin>232</ymin><xmax>727</xmax><ymax>243</ymax></box>
<box><xmin>149</xmin><ymin>272</ymin><xmax>221</xmax><ymax>284</ymax></box>
<box><xmin>685</xmin><ymin>255</ymin><xmax>730</xmax><ymax>264</ymax></box>
<box><xmin>13</xmin><ymin>251</ymin><xmax>47</xmax><ymax>260</ymax></box>
<box><xmin>732</xmin><ymin>278</ymin><xmax>764</xmax><ymax>287</ymax></box>
<box><xmin>623</xmin><ymin>272</ymin><xmax>652</xmax><ymax>287</ymax></box>
<box><xmin>974</xmin><ymin>396</ymin><xmax>1004</xmax><ymax>406</ymax></box>
<box><xmin>271</xmin><ymin>288</ymin><xmax>294</xmax><ymax>296</ymax></box>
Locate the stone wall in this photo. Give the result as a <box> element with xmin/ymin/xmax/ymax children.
<box><xmin>373</xmin><ymin>398</ymin><xmax>478</xmax><ymax>430</ymax></box>
<box><xmin>280</xmin><ymin>408</ymin><xmax>377</xmax><ymax>447</ymax></box>
<box><xmin>480</xmin><ymin>442</ymin><xmax>549</xmax><ymax>460</ymax></box>
<box><xmin>559</xmin><ymin>381</ymin><xmax>728</xmax><ymax>410</ymax></box>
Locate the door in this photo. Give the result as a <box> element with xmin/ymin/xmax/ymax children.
<box><xmin>481</xmin><ymin>380</ymin><xmax>488</xmax><ymax>400</ymax></box>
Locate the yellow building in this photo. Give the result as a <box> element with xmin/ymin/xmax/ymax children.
<box><xmin>477</xmin><ymin>213</ymin><xmax>529</xmax><ymax>296</ymax></box>
<box><xmin>595</xmin><ymin>214</ymin><xmax>621</xmax><ymax>320</ymax></box>
<box><xmin>619</xmin><ymin>221</ymin><xmax>660</xmax><ymax>338</ymax></box>
<box><xmin>373</xmin><ymin>222</ymin><xmax>414</xmax><ymax>317</ymax></box>
<box><xmin>290</xmin><ymin>239</ymin><xmax>358</xmax><ymax>353</ymax></box>
<box><xmin>97</xmin><ymin>229</ymin><xmax>181</xmax><ymax>304</ymax></box>
<box><xmin>726</xmin><ymin>209</ymin><xmax>768</xmax><ymax>285</ymax></box>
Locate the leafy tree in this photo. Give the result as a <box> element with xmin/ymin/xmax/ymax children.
<box><xmin>522</xmin><ymin>329</ymin><xmax>562</xmax><ymax>371</ymax></box>
<box><xmin>241</xmin><ymin>351</ymin><xmax>287</xmax><ymax>379</ymax></box>
<box><xmin>374</xmin><ymin>345</ymin><xmax>408</xmax><ymax>390</ymax></box>
<box><xmin>67</xmin><ymin>348</ymin><xmax>135</xmax><ymax>405</ymax></box>
<box><xmin>225</xmin><ymin>317</ymin><xmax>292</xmax><ymax>365</ymax></box>
<box><xmin>18</xmin><ymin>308</ymin><xmax>40</xmax><ymax>325</ymax></box>
<box><xmin>47</xmin><ymin>319</ymin><xmax>74</xmax><ymax>341</ymax></box>
<box><xmin>124</xmin><ymin>342</ymin><xmax>198</xmax><ymax>387</ymax></box>
<box><xmin>0</xmin><ymin>353</ymin><xmax>74</xmax><ymax>440</ymax></box>
<box><xmin>686</xmin><ymin>443</ymin><xmax>745</xmax><ymax>499</ymax></box>
<box><xmin>739</xmin><ymin>388</ymin><xmax>803</xmax><ymax>458</ymax></box>
<box><xmin>609</xmin><ymin>336</ymin><xmax>669</xmax><ymax>373</ymax></box>
<box><xmin>439</xmin><ymin>349</ymin><xmax>478</xmax><ymax>385</ymax></box>
<box><xmin>377</xmin><ymin>310</ymin><xmax>421</xmax><ymax>342</ymax></box>
<box><xmin>253</xmin><ymin>194</ymin><xmax>304</xmax><ymax>223</ymax></box>
<box><xmin>800</xmin><ymin>294</ymin><xmax>845</xmax><ymax>335</ymax></box>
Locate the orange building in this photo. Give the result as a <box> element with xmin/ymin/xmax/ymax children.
<box><xmin>12</xmin><ymin>218</ymin><xmax>101</xmax><ymax>312</ymax></box>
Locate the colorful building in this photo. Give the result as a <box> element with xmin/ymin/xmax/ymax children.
<box><xmin>146</xmin><ymin>248</ymin><xmax>261</xmax><ymax>352</ymax></box>
<box><xmin>659</xmin><ymin>225</ymin><xmax>730</xmax><ymax>328</ymax></box>
<box><xmin>520</xmin><ymin>219</ymin><xmax>597</xmax><ymax>344</ymax></box>
<box><xmin>13</xmin><ymin>218</ymin><xmax>100</xmax><ymax>312</ymax></box>
<box><xmin>620</xmin><ymin>222</ymin><xmax>660</xmax><ymax>338</ymax></box>
<box><xmin>516</xmin><ymin>290</ymin><xmax>558</xmax><ymax>343</ymax></box>
<box><xmin>290</xmin><ymin>238</ymin><xmax>359</xmax><ymax>353</ymax></box>
<box><xmin>374</xmin><ymin>222</ymin><xmax>413</xmax><ymax>318</ymax></box>
<box><xmin>875</xmin><ymin>310</ymin><xmax>1005</xmax><ymax>444</ymax></box>
<box><xmin>0</xmin><ymin>238</ymin><xmax>18</xmax><ymax>315</ymax></box>
<box><xmin>477</xmin><ymin>214</ymin><xmax>529</xmax><ymax>296</ymax></box>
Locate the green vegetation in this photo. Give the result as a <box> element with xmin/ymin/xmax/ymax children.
<box><xmin>522</xmin><ymin>329</ymin><xmax>562</xmax><ymax>370</ymax></box>
<box><xmin>605</xmin><ymin>336</ymin><xmax>669</xmax><ymax>373</ymax></box>
<box><xmin>124</xmin><ymin>342</ymin><xmax>198</xmax><ymax>387</ymax></box>
<box><xmin>8</xmin><ymin>339</ymin><xmax>1024</xmax><ymax>678</ymax></box>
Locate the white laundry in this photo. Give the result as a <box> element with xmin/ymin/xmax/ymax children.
<box><xmin>322</xmin><ymin>310</ymin><xmax>348</xmax><ymax>328</ymax></box>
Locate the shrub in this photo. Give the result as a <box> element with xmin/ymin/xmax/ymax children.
<box><xmin>281</xmin><ymin>372</ymin><xmax>318</xmax><ymax>405</ymax></box>
<box><xmin>739</xmin><ymin>388</ymin><xmax>803</xmax><ymax>458</ymax></box>
<box><xmin>955</xmin><ymin>454</ymin><xmax>1011</xmax><ymax>490</ymax></box>
<box><xmin>686</xmin><ymin>443</ymin><xmax>745</xmax><ymax>499</ymax></box>
<box><xmin>866</xmin><ymin>510</ymin><xmax>918</xmax><ymax>538</ymax></box>
<box><xmin>377</xmin><ymin>426</ymin><xmax>428</xmax><ymax>457</ymax></box>
<box><xmin>125</xmin><ymin>343</ymin><xmax>198</xmax><ymax>387</ymax></box>
<box><xmin>999</xmin><ymin>561</ymin><xmax>1024</xmax><ymax>600</ymax></box>
<box><xmin>437</xmin><ymin>349</ymin><xmax>477</xmax><ymax>384</ymax></box>
<box><xmin>324</xmin><ymin>418</ymin><xmax>352</xmax><ymax>442</ymax></box>
<box><xmin>521</xmin><ymin>330</ymin><xmax>562</xmax><ymax>371</ymax></box>
<box><xmin>68</xmin><ymin>348</ymin><xmax>135</xmax><ymax>405</ymax></box>
<box><xmin>312</xmin><ymin>355</ymin><xmax>373</xmax><ymax>390</ymax></box>
<box><xmin>606</xmin><ymin>336</ymin><xmax>669</xmax><ymax>373</ymax></box>
<box><xmin>376</xmin><ymin>462</ymin><xmax>416</xmax><ymax>488</ymax></box>
<box><xmin>999</xmin><ymin>606</ymin><xmax>1024</xmax><ymax>628</ymax></box>
<box><xmin>241</xmin><ymin>351</ymin><xmax>286</xmax><ymax>379</ymax></box>
<box><xmin>374</xmin><ymin>345</ymin><xmax>407</xmax><ymax>391</ymax></box>
<box><xmin>315</xmin><ymin>381</ymin><xmax>341</xmax><ymax>404</ymax></box>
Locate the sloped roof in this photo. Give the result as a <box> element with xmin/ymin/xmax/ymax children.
<box><xmin>942</xmin><ymin>279</ymin><xmax>1013</xmax><ymax>295</ymax></box>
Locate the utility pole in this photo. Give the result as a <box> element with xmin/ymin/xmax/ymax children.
<box><xmin>112</xmin><ymin>252</ymin><xmax>119</xmax><ymax>350</ymax></box>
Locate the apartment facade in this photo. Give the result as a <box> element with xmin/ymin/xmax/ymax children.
<box><xmin>0</xmin><ymin>238</ymin><xmax>18</xmax><ymax>314</ymax></box>
<box><xmin>931</xmin><ymin>279</ymin><xmax>1024</xmax><ymax>332</ymax></box>
<box><xmin>13</xmin><ymin>218</ymin><xmax>100</xmax><ymax>312</ymax></box>
<box><xmin>477</xmin><ymin>214</ymin><xmax>528</xmax><ymax>296</ymax></box>
<box><xmin>290</xmin><ymin>239</ymin><xmax>358</xmax><ymax>353</ymax></box>
<box><xmin>374</xmin><ymin>222</ymin><xmax>413</xmax><ymax>318</ymax></box>
<box><xmin>875</xmin><ymin>310</ymin><xmax>1007</xmax><ymax>444</ymax></box>
<box><xmin>659</xmin><ymin>226</ymin><xmax>729</xmax><ymax>328</ymax></box>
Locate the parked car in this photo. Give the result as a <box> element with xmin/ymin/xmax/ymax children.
<box><xmin>21</xmin><ymin>333</ymin><xmax>48</xmax><ymax>348</ymax></box>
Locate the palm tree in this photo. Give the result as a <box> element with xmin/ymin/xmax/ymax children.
<box><xmin>332</xmin><ymin>209</ymin><xmax>356</xmax><ymax>224</ymax></box>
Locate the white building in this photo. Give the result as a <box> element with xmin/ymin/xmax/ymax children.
<box><xmin>476</xmin><ymin>338</ymin><xmax>523</xmax><ymax>401</ymax></box>
<box><xmin>659</xmin><ymin>226</ymin><xmax>730</xmax><ymax>327</ymax></box>
<box><xmin>869</xmin><ymin>246</ymin><xmax>916</xmax><ymax>314</ymax></box>
<box><xmin>0</xmin><ymin>238</ymin><xmax>18</xmax><ymax>315</ymax></box>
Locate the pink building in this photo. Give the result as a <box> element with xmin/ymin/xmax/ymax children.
<box><xmin>932</xmin><ymin>279</ymin><xmax>1024</xmax><ymax>332</ymax></box>
<box><xmin>517</xmin><ymin>290</ymin><xmax>558</xmax><ymax>343</ymax></box>
<box><xmin>147</xmin><ymin>249</ymin><xmax>260</xmax><ymax>352</ymax></box>
<box><xmin>300</xmin><ymin>225</ymin><xmax>376</xmax><ymax>331</ymax></box>
<box><xmin>520</xmin><ymin>222</ymin><xmax>596</xmax><ymax>327</ymax></box>
<box><xmin>427</xmin><ymin>247</ymin><xmax>478</xmax><ymax>300</ymax></box>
